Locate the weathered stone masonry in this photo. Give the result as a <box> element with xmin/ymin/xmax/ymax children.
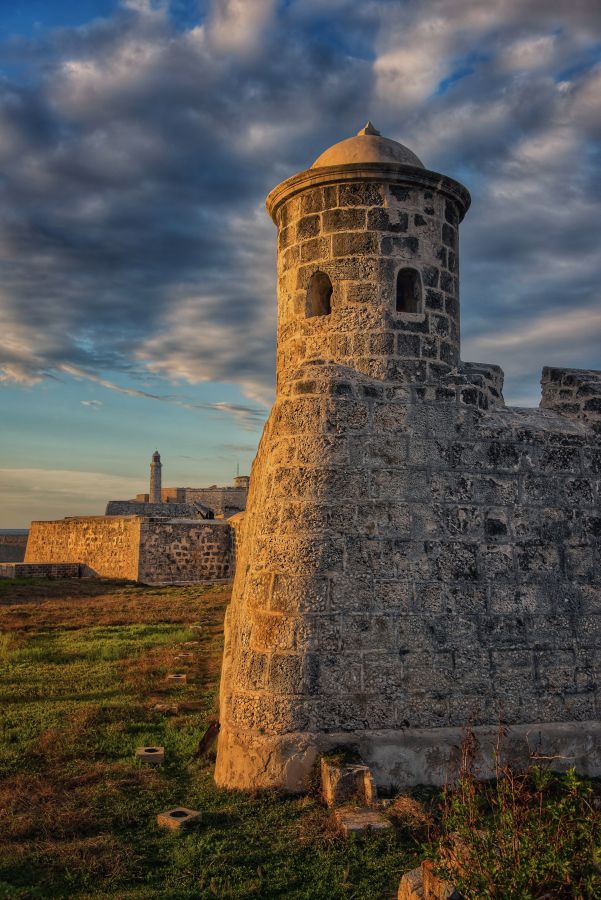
<box><xmin>215</xmin><ymin>125</ymin><xmax>601</xmax><ymax>792</ymax></box>
<box><xmin>25</xmin><ymin>516</ymin><xmax>233</xmax><ymax>583</ymax></box>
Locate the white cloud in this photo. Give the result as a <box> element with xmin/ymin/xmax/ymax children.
<box><xmin>208</xmin><ymin>0</ymin><xmax>275</xmax><ymax>55</ymax></box>
<box><xmin>501</xmin><ymin>34</ymin><xmax>557</xmax><ymax>70</ymax></box>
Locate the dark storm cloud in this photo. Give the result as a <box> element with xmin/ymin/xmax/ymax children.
<box><xmin>0</xmin><ymin>0</ymin><xmax>599</xmax><ymax>408</ymax></box>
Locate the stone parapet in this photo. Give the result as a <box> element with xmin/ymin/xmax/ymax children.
<box><xmin>541</xmin><ymin>366</ymin><xmax>601</xmax><ymax>434</ymax></box>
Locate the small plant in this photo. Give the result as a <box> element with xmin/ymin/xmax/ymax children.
<box><xmin>430</xmin><ymin>731</ymin><xmax>601</xmax><ymax>899</ymax></box>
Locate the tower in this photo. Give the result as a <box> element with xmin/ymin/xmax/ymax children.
<box><xmin>215</xmin><ymin>123</ymin><xmax>601</xmax><ymax>792</ymax></box>
<box><xmin>149</xmin><ymin>450</ymin><xmax>162</xmax><ymax>504</ymax></box>
<box><xmin>215</xmin><ymin>123</ymin><xmax>472</xmax><ymax>791</ymax></box>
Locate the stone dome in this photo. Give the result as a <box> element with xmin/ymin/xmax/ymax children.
<box><xmin>311</xmin><ymin>122</ymin><xmax>424</xmax><ymax>170</ymax></box>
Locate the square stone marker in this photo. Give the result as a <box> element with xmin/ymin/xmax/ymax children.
<box><xmin>166</xmin><ymin>673</ymin><xmax>187</xmax><ymax>684</ymax></box>
<box><xmin>174</xmin><ymin>653</ymin><xmax>194</xmax><ymax>663</ymax></box>
<box><xmin>157</xmin><ymin>807</ymin><xmax>201</xmax><ymax>830</ymax></box>
<box><xmin>136</xmin><ymin>746</ymin><xmax>165</xmax><ymax>765</ymax></box>
<box><xmin>334</xmin><ymin>806</ymin><xmax>392</xmax><ymax>836</ymax></box>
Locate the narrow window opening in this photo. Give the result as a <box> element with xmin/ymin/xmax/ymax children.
<box><xmin>396</xmin><ymin>267</ymin><xmax>422</xmax><ymax>314</ymax></box>
<box><xmin>307</xmin><ymin>271</ymin><xmax>333</xmax><ymax>317</ymax></box>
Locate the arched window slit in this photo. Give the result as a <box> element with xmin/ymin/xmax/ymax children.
<box><xmin>307</xmin><ymin>271</ymin><xmax>332</xmax><ymax>317</ymax></box>
<box><xmin>396</xmin><ymin>268</ymin><xmax>422</xmax><ymax>314</ymax></box>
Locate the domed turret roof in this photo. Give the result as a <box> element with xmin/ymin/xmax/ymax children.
<box><xmin>311</xmin><ymin>122</ymin><xmax>424</xmax><ymax>170</ymax></box>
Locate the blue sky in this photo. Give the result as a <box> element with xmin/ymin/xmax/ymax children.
<box><xmin>0</xmin><ymin>0</ymin><xmax>600</xmax><ymax>526</ymax></box>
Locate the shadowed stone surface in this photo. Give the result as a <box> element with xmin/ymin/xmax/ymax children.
<box><xmin>215</xmin><ymin>127</ymin><xmax>601</xmax><ymax>792</ymax></box>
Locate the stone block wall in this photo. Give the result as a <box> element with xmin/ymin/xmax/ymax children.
<box><xmin>217</xmin><ymin>360</ymin><xmax>601</xmax><ymax>790</ymax></box>
<box><xmin>216</xmin><ymin>137</ymin><xmax>601</xmax><ymax>793</ymax></box>
<box><xmin>0</xmin><ymin>562</ymin><xmax>81</xmax><ymax>579</ymax></box>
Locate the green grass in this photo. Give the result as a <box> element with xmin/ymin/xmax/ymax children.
<box><xmin>0</xmin><ymin>580</ymin><xmax>418</xmax><ymax>899</ymax></box>
<box><xmin>3</xmin><ymin>579</ymin><xmax>598</xmax><ymax>898</ymax></box>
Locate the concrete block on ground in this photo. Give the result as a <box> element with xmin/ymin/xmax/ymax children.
<box><xmin>156</xmin><ymin>807</ymin><xmax>201</xmax><ymax>830</ymax></box>
<box><xmin>166</xmin><ymin>673</ymin><xmax>187</xmax><ymax>684</ymax></box>
<box><xmin>398</xmin><ymin>862</ymin><xmax>461</xmax><ymax>900</ymax></box>
<box><xmin>333</xmin><ymin>806</ymin><xmax>392</xmax><ymax>836</ymax></box>
<box><xmin>320</xmin><ymin>756</ymin><xmax>377</xmax><ymax>807</ymax></box>
<box><xmin>136</xmin><ymin>746</ymin><xmax>165</xmax><ymax>765</ymax></box>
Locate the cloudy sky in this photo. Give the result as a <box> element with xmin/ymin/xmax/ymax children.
<box><xmin>0</xmin><ymin>0</ymin><xmax>600</xmax><ymax>526</ymax></box>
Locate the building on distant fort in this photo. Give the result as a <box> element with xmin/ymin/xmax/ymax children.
<box><xmin>16</xmin><ymin>452</ymin><xmax>250</xmax><ymax>584</ymax></box>
<box><xmin>215</xmin><ymin>123</ymin><xmax>601</xmax><ymax>793</ymax></box>
<box><xmin>105</xmin><ymin>451</ymin><xmax>250</xmax><ymax>519</ymax></box>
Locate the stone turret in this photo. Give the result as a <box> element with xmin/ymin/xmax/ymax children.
<box><xmin>215</xmin><ymin>125</ymin><xmax>601</xmax><ymax>793</ymax></box>
<box><xmin>267</xmin><ymin>122</ymin><xmax>469</xmax><ymax>388</ymax></box>
<box><xmin>149</xmin><ymin>450</ymin><xmax>162</xmax><ymax>504</ymax></box>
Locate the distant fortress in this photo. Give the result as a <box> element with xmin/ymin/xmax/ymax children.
<box><xmin>105</xmin><ymin>450</ymin><xmax>250</xmax><ymax>520</ymax></box>
<box><xmin>11</xmin><ymin>452</ymin><xmax>250</xmax><ymax>584</ymax></box>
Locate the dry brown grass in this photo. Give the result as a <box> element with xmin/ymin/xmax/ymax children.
<box><xmin>0</xmin><ymin>578</ymin><xmax>231</xmax><ymax>632</ymax></box>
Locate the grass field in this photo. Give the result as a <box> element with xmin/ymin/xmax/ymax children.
<box><xmin>0</xmin><ymin>579</ymin><xmax>419</xmax><ymax>899</ymax></box>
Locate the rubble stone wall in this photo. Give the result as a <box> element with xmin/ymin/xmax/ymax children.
<box><xmin>137</xmin><ymin>519</ymin><xmax>233</xmax><ymax>583</ymax></box>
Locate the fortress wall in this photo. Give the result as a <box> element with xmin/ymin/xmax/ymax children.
<box><xmin>25</xmin><ymin>516</ymin><xmax>142</xmax><ymax>580</ymax></box>
<box><xmin>137</xmin><ymin>519</ymin><xmax>233</xmax><ymax>583</ymax></box>
<box><xmin>216</xmin><ymin>363</ymin><xmax>601</xmax><ymax>790</ymax></box>
<box><xmin>0</xmin><ymin>533</ymin><xmax>28</xmax><ymax>562</ymax></box>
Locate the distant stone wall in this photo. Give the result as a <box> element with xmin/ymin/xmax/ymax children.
<box><xmin>105</xmin><ymin>500</ymin><xmax>212</xmax><ymax>519</ymax></box>
<box><xmin>0</xmin><ymin>562</ymin><xmax>81</xmax><ymax>579</ymax></box>
<box><xmin>25</xmin><ymin>516</ymin><xmax>234</xmax><ymax>584</ymax></box>
<box><xmin>25</xmin><ymin>516</ymin><xmax>142</xmax><ymax>580</ymax></box>
<box><xmin>0</xmin><ymin>533</ymin><xmax>28</xmax><ymax>562</ymax></box>
<box><xmin>138</xmin><ymin>519</ymin><xmax>233</xmax><ymax>583</ymax></box>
